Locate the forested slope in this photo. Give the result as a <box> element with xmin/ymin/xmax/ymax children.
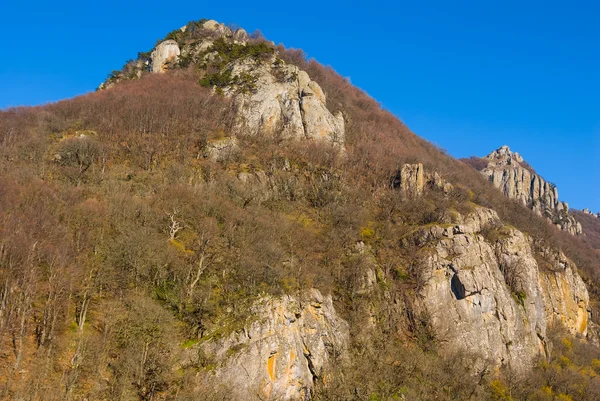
<box><xmin>1</xmin><ymin>19</ymin><xmax>600</xmax><ymax>401</ymax></box>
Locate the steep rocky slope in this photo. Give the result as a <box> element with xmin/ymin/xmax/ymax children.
<box><xmin>399</xmin><ymin>165</ymin><xmax>590</xmax><ymax>371</ymax></box>
<box><xmin>1</xmin><ymin>18</ymin><xmax>600</xmax><ymax>401</ymax></box>
<box><xmin>464</xmin><ymin>145</ymin><xmax>583</xmax><ymax>235</ymax></box>
<box><xmin>101</xmin><ymin>20</ymin><xmax>345</xmax><ymax>145</ymax></box>
<box><xmin>185</xmin><ymin>162</ymin><xmax>595</xmax><ymax>399</ymax></box>
<box><xmin>192</xmin><ymin>289</ymin><xmax>348</xmax><ymax>400</ymax></box>
<box><xmin>416</xmin><ymin>204</ymin><xmax>588</xmax><ymax>371</ymax></box>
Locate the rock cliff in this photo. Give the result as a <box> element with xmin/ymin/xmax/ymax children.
<box><xmin>226</xmin><ymin>60</ymin><xmax>344</xmax><ymax>143</ymax></box>
<box><xmin>414</xmin><ymin>205</ymin><xmax>589</xmax><ymax>372</ymax></box>
<box><xmin>391</xmin><ymin>162</ymin><xmax>453</xmax><ymax>197</ymax></box>
<box><xmin>473</xmin><ymin>145</ymin><xmax>582</xmax><ymax>235</ymax></box>
<box><xmin>150</xmin><ymin>39</ymin><xmax>181</xmax><ymax>73</ymax></box>
<box><xmin>191</xmin><ymin>289</ymin><xmax>349</xmax><ymax>400</ymax></box>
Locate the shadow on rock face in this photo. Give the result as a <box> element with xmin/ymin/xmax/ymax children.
<box><xmin>451</xmin><ymin>273</ymin><xmax>466</xmax><ymax>300</ymax></box>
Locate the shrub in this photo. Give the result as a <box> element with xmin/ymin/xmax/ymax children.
<box><xmin>55</xmin><ymin>136</ymin><xmax>99</xmax><ymax>183</ymax></box>
<box><xmin>203</xmin><ymin>37</ymin><xmax>274</xmax><ymax>70</ymax></box>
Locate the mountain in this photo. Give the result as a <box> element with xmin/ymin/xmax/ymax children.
<box><xmin>463</xmin><ymin>145</ymin><xmax>583</xmax><ymax>235</ymax></box>
<box><xmin>1</xmin><ymin>19</ymin><xmax>600</xmax><ymax>400</ymax></box>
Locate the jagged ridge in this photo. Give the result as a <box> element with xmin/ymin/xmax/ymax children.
<box><xmin>466</xmin><ymin>145</ymin><xmax>583</xmax><ymax>235</ymax></box>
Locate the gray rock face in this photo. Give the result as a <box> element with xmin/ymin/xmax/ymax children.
<box><xmin>393</xmin><ymin>163</ymin><xmax>453</xmax><ymax>197</ymax></box>
<box><xmin>416</xmin><ymin>206</ymin><xmax>589</xmax><ymax>372</ymax></box>
<box><xmin>397</xmin><ymin>163</ymin><xmax>425</xmax><ymax>197</ymax></box>
<box><xmin>202</xmin><ymin>19</ymin><xmax>232</xmax><ymax>36</ymax></box>
<box><xmin>150</xmin><ymin>40</ymin><xmax>180</xmax><ymax>73</ymax></box>
<box><xmin>227</xmin><ymin>61</ymin><xmax>345</xmax><ymax>145</ymax></box>
<box><xmin>191</xmin><ymin>207</ymin><xmax>591</xmax><ymax>398</ymax></box>
<box><xmin>195</xmin><ymin>289</ymin><xmax>349</xmax><ymax>400</ymax></box>
<box><xmin>479</xmin><ymin>145</ymin><xmax>582</xmax><ymax>235</ymax></box>
<box><xmin>233</xmin><ymin>28</ymin><xmax>248</xmax><ymax>42</ymax></box>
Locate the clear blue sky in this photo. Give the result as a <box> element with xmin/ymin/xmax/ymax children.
<box><xmin>1</xmin><ymin>1</ymin><xmax>598</xmax><ymax>211</ymax></box>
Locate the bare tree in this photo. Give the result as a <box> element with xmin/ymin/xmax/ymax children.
<box><xmin>167</xmin><ymin>210</ymin><xmax>182</xmax><ymax>241</ymax></box>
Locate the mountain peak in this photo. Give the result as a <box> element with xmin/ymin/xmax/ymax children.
<box><xmin>467</xmin><ymin>145</ymin><xmax>582</xmax><ymax>235</ymax></box>
<box><xmin>485</xmin><ymin>145</ymin><xmax>524</xmax><ymax>164</ymax></box>
<box><xmin>99</xmin><ymin>18</ymin><xmax>345</xmax><ymax>146</ymax></box>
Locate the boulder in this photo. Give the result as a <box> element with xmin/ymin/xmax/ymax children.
<box><xmin>202</xmin><ymin>20</ymin><xmax>220</xmax><ymax>31</ymax></box>
<box><xmin>233</xmin><ymin>28</ymin><xmax>248</xmax><ymax>42</ymax></box>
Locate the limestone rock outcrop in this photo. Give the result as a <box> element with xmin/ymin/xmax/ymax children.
<box><xmin>391</xmin><ymin>163</ymin><xmax>453</xmax><ymax>197</ymax></box>
<box><xmin>227</xmin><ymin>62</ymin><xmax>345</xmax><ymax>144</ymax></box>
<box><xmin>150</xmin><ymin>40</ymin><xmax>181</xmax><ymax>73</ymax></box>
<box><xmin>582</xmin><ymin>208</ymin><xmax>600</xmax><ymax>218</ymax></box>
<box><xmin>203</xmin><ymin>137</ymin><xmax>239</xmax><ymax>162</ymax></box>
<box><xmin>415</xmin><ymin>206</ymin><xmax>589</xmax><ymax>372</ymax></box>
<box><xmin>476</xmin><ymin>146</ymin><xmax>582</xmax><ymax>235</ymax></box>
<box><xmin>395</xmin><ymin>163</ymin><xmax>425</xmax><ymax>197</ymax></box>
<box><xmin>201</xmin><ymin>19</ymin><xmax>233</xmax><ymax>36</ymax></box>
<box><xmin>193</xmin><ymin>289</ymin><xmax>349</xmax><ymax>400</ymax></box>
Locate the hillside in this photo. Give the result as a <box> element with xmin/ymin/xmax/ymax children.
<box><xmin>574</xmin><ymin>210</ymin><xmax>600</xmax><ymax>251</ymax></box>
<box><xmin>1</xmin><ymin>19</ymin><xmax>600</xmax><ymax>400</ymax></box>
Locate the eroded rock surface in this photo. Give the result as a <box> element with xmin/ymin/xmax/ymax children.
<box><xmin>195</xmin><ymin>289</ymin><xmax>349</xmax><ymax>400</ymax></box>
<box><xmin>150</xmin><ymin>40</ymin><xmax>181</xmax><ymax>73</ymax></box>
<box><xmin>227</xmin><ymin>63</ymin><xmax>344</xmax><ymax>144</ymax></box>
<box><xmin>478</xmin><ymin>146</ymin><xmax>582</xmax><ymax>235</ymax></box>
<box><xmin>392</xmin><ymin>163</ymin><xmax>453</xmax><ymax>197</ymax></box>
<box><xmin>416</xmin><ymin>207</ymin><xmax>589</xmax><ymax>372</ymax></box>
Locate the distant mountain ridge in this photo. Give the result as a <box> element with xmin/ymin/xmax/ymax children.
<box><xmin>464</xmin><ymin>145</ymin><xmax>583</xmax><ymax>235</ymax></box>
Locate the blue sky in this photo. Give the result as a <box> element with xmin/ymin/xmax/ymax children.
<box><xmin>1</xmin><ymin>1</ymin><xmax>598</xmax><ymax>211</ymax></box>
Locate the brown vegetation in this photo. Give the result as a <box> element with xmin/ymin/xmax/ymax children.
<box><xmin>462</xmin><ymin>155</ymin><xmax>490</xmax><ymax>171</ymax></box>
<box><xmin>574</xmin><ymin>210</ymin><xmax>600</xmax><ymax>251</ymax></box>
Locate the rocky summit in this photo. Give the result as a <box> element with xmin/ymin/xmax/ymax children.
<box><xmin>100</xmin><ymin>19</ymin><xmax>345</xmax><ymax>146</ymax></box>
<box><xmin>468</xmin><ymin>145</ymin><xmax>583</xmax><ymax>235</ymax></box>
<box><xmin>2</xmin><ymin>18</ymin><xmax>600</xmax><ymax>401</ymax></box>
